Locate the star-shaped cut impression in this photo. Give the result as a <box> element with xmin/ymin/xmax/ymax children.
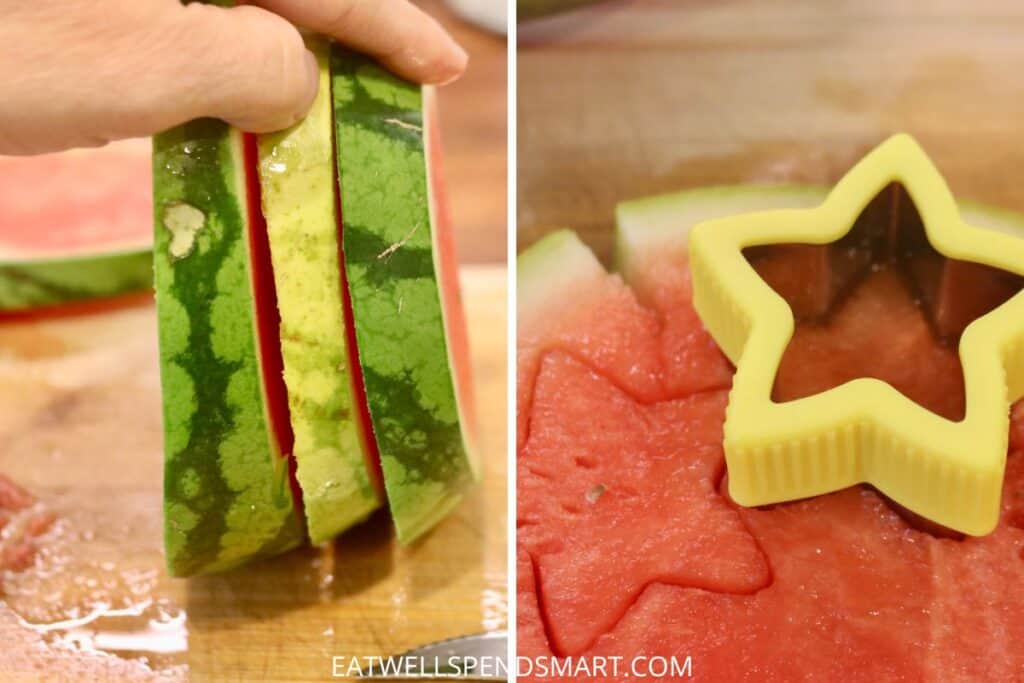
<box><xmin>690</xmin><ymin>134</ymin><xmax>1024</xmax><ymax>535</ymax></box>
<box><xmin>518</xmin><ymin>350</ymin><xmax>769</xmax><ymax>657</ymax></box>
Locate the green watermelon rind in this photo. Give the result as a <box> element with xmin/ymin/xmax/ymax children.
<box><xmin>257</xmin><ymin>37</ymin><xmax>381</xmax><ymax>545</ymax></box>
<box><xmin>0</xmin><ymin>249</ymin><xmax>152</xmax><ymax>312</ymax></box>
<box><xmin>153</xmin><ymin>120</ymin><xmax>302</xmax><ymax>577</ymax></box>
<box><xmin>614</xmin><ymin>184</ymin><xmax>829</xmax><ymax>280</ymax></box>
<box><xmin>517</xmin><ymin>229</ymin><xmax>605</xmax><ymax>332</ymax></box>
<box><xmin>614</xmin><ymin>184</ymin><xmax>1024</xmax><ymax>276</ymax></box>
<box><xmin>520</xmin><ymin>184</ymin><xmax>1024</xmax><ymax>321</ymax></box>
<box><xmin>331</xmin><ymin>46</ymin><xmax>476</xmax><ymax>544</ymax></box>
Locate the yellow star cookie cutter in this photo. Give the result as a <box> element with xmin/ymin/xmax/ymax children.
<box><xmin>690</xmin><ymin>134</ymin><xmax>1024</xmax><ymax>535</ymax></box>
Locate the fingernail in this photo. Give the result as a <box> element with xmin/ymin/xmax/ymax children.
<box><xmin>302</xmin><ymin>49</ymin><xmax>320</xmax><ymax>108</ymax></box>
<box><xmin>437</xmin><ymin>43</ymin><xmax>469</xmax><ymax>86</ymax></box>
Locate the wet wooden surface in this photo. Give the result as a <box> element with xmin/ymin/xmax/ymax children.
<box><xmin>517</xmin><ymin>0</ymin><xmax>1024</xmax><ymax>261</ymax></box>
<box><xmin>0</xmin><ymin>266</ymin><xmax>506</xmax><ymax>683</ymax></box>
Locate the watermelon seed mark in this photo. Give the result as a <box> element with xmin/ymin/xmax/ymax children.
<box><xmin>162</xmin><ymin>202</ymin><xmax>205</xmax><ymax>261</ymax></box>
<box><xmin>384</xmin><ymin>117</ymin><xmax>422</xmax><ymax>133</ymax></box>
<box><xmin>573</xmin><ymin>455</ymin><xmax>597</xmax><ymax>470</ymax></box>
<box><xmin>376</xmin><ymin>224</ymin><xmax>421</xmax><ymax>261</ymax></box>
<box><xmin>525</xmin><ymin>464</ymin><xmax>554</xmax><ymax>481</ymax></box>
<box><xmin>585</xmin><ymin>484</ymin><xmax>606</xmax><ymax>503</ymax></box>
<box><xmin>560</xmin><ymin>502</ymin><xmax>582</xmax><ymax>516</ymax></box>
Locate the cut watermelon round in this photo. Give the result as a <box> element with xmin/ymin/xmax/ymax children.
<box><xmin>256</xmin><ymin>36</ymin><xmax>382</xmax><ymax>545</ymax></box>
<box><xmin>0</xmin><ymin>140</ymin><xmax>153</xmax><ymax>312</ymax></box>
<box><xmin>331</xmin><ymin>46</ymin><xmax>479</xmax><ymax>544</ymax></box>
<box><xmin>153</xmin><ymin>120</ymin><xmax>303</xmax><ymax>577</ymax></box>
<box><xmin>517</xmin><ymin>185</ymin><xmax>1024</xmax><ymax>679</ymax></box>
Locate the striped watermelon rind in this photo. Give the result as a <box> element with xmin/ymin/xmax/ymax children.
<box><xmin>257</xmin><ymin>37</ymin><xmax>382</xmax><ymax>545</ymax></box>
<box><xmin>332</xmin><ymin>46</ymin><xmax>478</xmax><ymax>544</ymax></box>
<box><xmin>0</xmin><ymin>250</ymin><xmax>152</xmax><ymax>312</ymax></box>
<box><xmin>154</xmin><ymin>119</ymin><xmax>302</xmax><ymax>577</ymax></box>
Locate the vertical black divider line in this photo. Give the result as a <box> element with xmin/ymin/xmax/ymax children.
<box><xmin>242</xmin><ymin>131</ymin><xmax>306</xmax><ymax>529</ymax></box>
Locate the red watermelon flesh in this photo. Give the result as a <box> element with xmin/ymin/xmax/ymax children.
<box><xmin>773</xmin><ymin>265</ymin><xmax>967</xmax><ymax>421</ymax></box>
<box><xmin>518</xmin><ymin>245</ymin><xmax>1024</xmax><ymax>680</ymax></box>
<box><xmin>620</xmin><ymin>238</ymin><xmax>734</xmax><ymax>399</ymax></box>
<box><xmin>425</xmin><ymin>90</ymin><xmax>479</xmax><ymax>457</ymax></box>
<box><xmin>0</xmin><ymin>139</ymin><xmax>151</xmax><ymax>256</ymax></box>
<box><xmin>242</xmin><ymin>133</ymin><xmax>302</xmax><ymax>512</ymax></box>
<box><xmin>518</xmin><ymin>272</ymin><xmax>665</xmax><ymax>452</ymax></box>
<box><xmin>519</xmin><ymin>352</ymin><xmax>768</xmax><ymax>656</ymax></box>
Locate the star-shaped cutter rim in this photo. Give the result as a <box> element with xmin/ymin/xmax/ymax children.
<box><xmin>690</xmin><ymin>133</ymin><xmax>1024</xmax><ymax>536</ymax></box>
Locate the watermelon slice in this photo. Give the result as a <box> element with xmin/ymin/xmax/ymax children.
<box><xmin>331</xmin><ymin>46</ymin><xmax>479</xmax><ymax>544</ymax></box>
<box><xmin>153</xmin><ymin>120</ymin><xmax>303</xmax><ymax>577</ymax></box>
<box><xmin>0</xmin><ymin>140</ymin><xmax>153</xmax><ymax>312</ymax></box>
<box><xmin>517</xmin><ymin>186</ymin><xmax>1024</xmax><ymax>678</ymax></box>
<box><xmin>256</xmin><ymin>36</ymin><xmax>382</xmax><ymax>545</ymax></box>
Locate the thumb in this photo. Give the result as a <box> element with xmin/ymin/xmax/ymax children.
<box><xmin>0</xmin><ymin>1</ymin><xmax>320</xmax><ymax>153</ymax></box>
<box><xmin>146</xmin><ymin>2</ymin><xmax>320</xmax><ymax>134</ymax></box>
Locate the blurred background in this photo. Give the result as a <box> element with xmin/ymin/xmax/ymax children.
<box><xmin>518</xmin><ymin>0</ymin><xmax>1024</xmax><ymax>261</ymax></box>
<box><xmin>423</xmin><ymin>0</ymin><xmax>507</xmax><ymax>264</ymax></box>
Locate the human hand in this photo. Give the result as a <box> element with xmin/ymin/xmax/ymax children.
<box><xmin>0</xmin><ymin>0</ymin><xmax>468</xmax><ymax>155</ymax></box>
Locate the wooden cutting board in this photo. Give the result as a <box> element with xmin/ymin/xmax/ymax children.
<box><xmin>0</xmin><ymin>266</ymin><xmax>506</xmax><ymax>683</ymax></box>
<box><xmin>518</xmin><ymin>0</ymin><xmax>1024</xmax><ymax>259</ymax></box>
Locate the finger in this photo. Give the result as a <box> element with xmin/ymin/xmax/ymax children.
<box><xmin>248</xmin><ymin>0</ymin><xmax>468</xmax><ymax>84</ymax></box>
<box><xmin>132</xmin><ymin>2</ymin><xmax>320</xmax><ymax>135</ymax></box>
<box><xmin>0</xmin><ymin>1</ymin><xmax>322</xmax><ymax>152</ymax></box>
<box><xmin>180</xmin><ymin>3</ymin><xmax>320</xmax><ymax>131</ymax></box>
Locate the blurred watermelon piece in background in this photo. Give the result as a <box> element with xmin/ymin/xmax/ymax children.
<box><xmin>0</xmin><ymin>139</ymin><xmax>153</xmax><ymax>313</ymax></box>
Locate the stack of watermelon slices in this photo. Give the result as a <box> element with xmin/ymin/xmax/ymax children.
<box><xmin>518</xmin><ymin>186</ymin><xmax>1024</xmax><ymax>680</ymax></box>
<box><xmin>154</xmin><ymin>38</ymin><xmax>478</xmax><ymax>577</ymax></box>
